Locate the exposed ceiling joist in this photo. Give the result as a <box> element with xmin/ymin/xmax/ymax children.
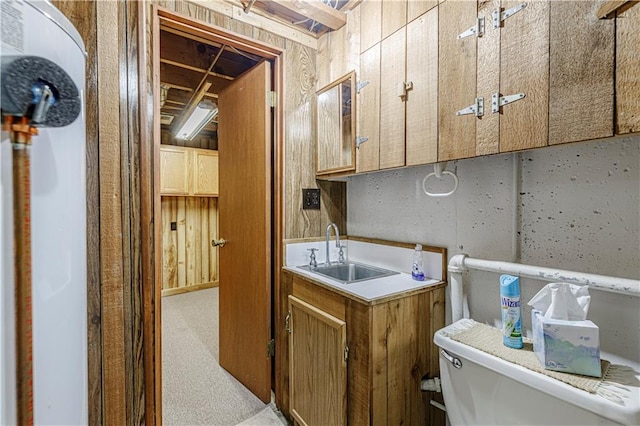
<box><xmin>597</xmin><ymin>0</ymin><xmax>639</xmax><ymax>18</ymax></box>
<box><xmin>160</xmin><ymin>58</ymin><xmax>235</xmax><ymax>81</ymax></box>
<box><xmin>261</xmin><ymin>0</ymin><xmax>347</xmax><ymax>30</ymax></box>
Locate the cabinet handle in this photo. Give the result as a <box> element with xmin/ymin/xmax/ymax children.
<box><xmin>285</xmin><ymin>312</ymin><xmax>291</xmax><ymax>334</ymax></box>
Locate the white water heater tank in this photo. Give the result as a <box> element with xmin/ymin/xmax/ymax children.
<box><xmin>1</xmin><ymin>1</ymin><xmax>87</xmax><ymax>424</ymax></box>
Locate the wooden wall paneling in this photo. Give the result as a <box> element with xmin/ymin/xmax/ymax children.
<box><xmin>360</xmin><ymin>0</ymin><xmax>382</xmax><ymax>52</ymax></box>
<box><xmin>50</xmin><ymin>1</ymin><xmax>103</xmax><ymax>424</ymax></box>
<box><xmin>253</xmin><ymin>27</ymin><xmax>287</xmax><ymax>49</ymax></box>
<box><xmin>438</xmin><ymin>0</ymin><xmax>477</xmax><ymax>161</ymax></box>
<box><xmin>379</xmin><ymin>28</ymin><xmax>407</xmax><ymax>169</ymax></box>
<box><xmin>357</xmin><ymin>43</ymin><xmax>381</xmax><ymax>172</ymax></box>
<box><xmin>426</xmin><ymin>287</ymin><xmax>447</xmax><ymax>425</ymax></box>
<box><xmin>382</xmin><ymin>0</ymin><xmax>407</xmax><ymax>40</ymax></box>
<box><xmin>371</xmin><ymin>303</ymin><xmax>388</xmax><ymax>425</ymax></box>
<box><xmin>475</xmin><ymin>0</ymin><xmax>500</xmax><ymax>156</ymax></box>
<box><xmin>549</xmin><ymin>1</ymin><xmax>614</xmax><ymax>145</ymax></box>
<box><xmin>499</xmin><ymin>0</ymin><xmax>549</xmax><ymax>152</ymax></box>
<box><xmin>615</xmin><ymin>5</ymin><xmax>640</xmax><ymax>134</ymax></box>
<box><xmin>346</xmin><ymin>300</ymin><xmax>371</xmax><ymax>425</ymax></box>
<box><xmin>316</xmin><ymin>33</ymin><xmax>332</xmax><ymax>89</ymax></box>
<box><xmin>185</xmin><ymin>197</ymin><xmax>197</xmax><ymax>286</ymax></box>
<box><xmin>284</xmin><ymin>40</ymin><xmax>320</xmax><ymax>239</ymax></box>
<box><xmin>176</xmin><ymin>197</ymin><xmax>187</xmax><ymax>287</ymax></box>
<box><xmin>317</xmin><ymin>180</ymin><xmax>347</xmax><ymax>233</ymax></box>
<box><xmin>96</xmin><ymin>1</ymin><xmax>128</xmax><ymax>424</ymax></box>
<box><xmin>161</xmin><ymin>198</ymin><xmax>175</xmax><ymax>289</ymax></box>
<box><xmin>122</xmin><ymin>2</ymin><xmax>145</xmax><ymax>420</ymax></box>
<box><xmin>406</xmin><ymin>7</ymin><xmax>438</xmax><ymax>166</ymax></box>
<box><xmin>200</xmin><ymin>198</ymin><xmax>210</xmax><ymax>283</ymax></box>
<box><xmin>209</xmin><ymin>198</ymin><xmax>218</xmax><ymax>282</ymax></box>
<box><xmin>407</xmin><ymin>0</ymin><xmax>438</xmax><ymax>23</ymax></box>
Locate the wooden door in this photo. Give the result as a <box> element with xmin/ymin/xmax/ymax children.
<box><xmin>217</xmin><ymin>60</ymin><xmax>272</xmax><ymax>403</ymax></box>
<box><xmin>289</xmin><ymin>295</ymin><xmax>347</xmax><ymax>426</ymax></box>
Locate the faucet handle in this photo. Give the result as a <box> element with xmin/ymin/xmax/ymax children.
<box><xmin>338</xmin><ymin>245</ymin><xmax>346</xmax><ymax>264</ymax></box>
<box><xmin>307</xmin><ymin>248</ymin><xmax>318</xmax><ymax>267</ymax></box>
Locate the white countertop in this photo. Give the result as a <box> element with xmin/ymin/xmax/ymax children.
<box><xmin>283</xmin><ymin>264</ymin><xmax>443</xmax><ymax>304</ymax></box>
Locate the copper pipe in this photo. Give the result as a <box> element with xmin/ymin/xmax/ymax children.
<box><xmin>4</xmin><ymin>116</ymin><xmax>37</xmax><ymax>426</ymax></box>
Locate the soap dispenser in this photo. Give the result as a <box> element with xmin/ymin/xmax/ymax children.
<box><xmin>412</xmin><ymin>244</ymin><xmax>425</xmax><ymax>281</ymax></box>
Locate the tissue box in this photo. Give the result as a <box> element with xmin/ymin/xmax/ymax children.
<box><xmin>531</xmin><ymin>309</ymin><xmax>601</xmax><ymax>377</ymax></box>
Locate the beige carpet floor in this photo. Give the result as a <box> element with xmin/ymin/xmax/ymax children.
<box><xmin>162</xmin><ymin>288</ymin><xmax>288</xmax><ymax>425</ymax></box>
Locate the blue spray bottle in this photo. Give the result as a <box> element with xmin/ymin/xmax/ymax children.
<box><xmin>500</xmin><ymin>274</ymin><xmax>523</xmax><ymax>349</ymax></box>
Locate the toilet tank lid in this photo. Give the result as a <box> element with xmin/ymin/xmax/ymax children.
<box><xmin>434</xmin><ymin>319</ymin><xmax>640</xmax><ymax>426</ymax></box>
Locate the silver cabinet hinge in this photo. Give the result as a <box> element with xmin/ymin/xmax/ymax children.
<box><xmin>492</xmin><ymin>3</ymin><xmax>527</xmax><ymax>29</ymax></box>
<box><xmin>267</xmin><ymin>339</ymin><xmax>275</xmax><ymax>357</ymax></box>
<box><xmin>356</xmin><ymin>136</ymin><xmax>369</xmax><ymax>149</ymax></box>
<box><xmin>356</xmin><ymin>80</ymin><xmax>369</xmax><ymax>94</ymax></box>
<box><xmin>458</xmin><ymin>17</ymin><xmax>485</xmax><ymax>39</ymax></box>
<box><xmin>267</xmin><ymin>91</ymin><xmax>277</xmax><ymax>107</ymax></box>
<box><xmin>491</xmin><ymin>92</ymin><xmax>525</xmax><ymax>113</ymax></box>
<box><xmin>344</xmin><ymin>345</ymin><xmax>349</xmax><ymax>362</ymax></box>
<box><xmin>285</xmin><ymin>311</ymin><xmax>291</xmax><ymax>334</ymax></box>
<box><xmin>456</xmin><ymin>97</ymin><xmax>484</xmax><ymax>117</ymax></box>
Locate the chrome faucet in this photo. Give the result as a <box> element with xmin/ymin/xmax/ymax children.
<box><xmin>325</xmin><ymin>222</ymin><xmax>340</xmax><ymax>265</ymax></box>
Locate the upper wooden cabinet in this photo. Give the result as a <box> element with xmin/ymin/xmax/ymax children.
<box><xmin>439</xmin><ymin>0</ymin><xmax>616</xmax><ymax>160</ymax></box>
<box><xmin>160</xmin><ymin>145</ymin><xmax>218</xmax><ymax>196</ymax></box>
<box><xmin>357</xmin><ymin>7</ymin><xmax>439</xmax><ymax>173</ymax></box>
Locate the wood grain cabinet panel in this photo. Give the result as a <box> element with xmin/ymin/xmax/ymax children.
<box><xmin>192</xmin><ymin>150</ymin><xmax>219</xmax><ymax>195</ymax></box>
<box><xmin>288</xmin><ymin>295</ymin><xmax>347</xmax><ymax>426</ymax></box>
<box><xmin>548</xmin><ymin>1</ymin><xmax>614</xmax><ymax>145</ymax></box>
<box><xmin>438</xmin><ymin>0</ymin><xmax>477</xmax><ymax>161</ymax></box>
<box><xmin>615</xmin><ymin>5</ymin><xmax>640</xmax><ymax>134</ymax></box>
<box><xmin>360</xmin><ymin>0</ymin><xmax>382</xmax><ymax>53</ymax></box>
<box><xmin>498</xmin><ymin>0</ymin><xmax>550</xmax><ymax>153</ymax></box>
<box><xmin>382</xmin><ymin>0</ymin><xmax>407</xmax><ymax>40</ymax></box>
<box><xmin>160</xmin><ymin>146</ymin><xmax>191</xmax><ymax>195</ymax></box>
<box><xmin>380</xmin><ymin>28</ymin><xmax>407</xmax><ymax>170</ymax></box>
<box><xmin>406</xmin><ymin>7</ymin><xmax>438</xmax><ymax>166</ymax></box>
<box><xmin>357</xmin><ymin>44</ymin><xmax>381</xmax><ymax>173</ymax></box>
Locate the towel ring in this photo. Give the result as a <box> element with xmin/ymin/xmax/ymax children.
<box><xmin>422</xmin><ymin>162</ymin><xmax>459</xmax><ymax>197</ymax></box>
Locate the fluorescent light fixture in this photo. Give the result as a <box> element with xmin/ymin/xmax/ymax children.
<box><xmin>175</xmin><ymin>100</ymin><xmax>218</xmax><ymax>140</ymax></box>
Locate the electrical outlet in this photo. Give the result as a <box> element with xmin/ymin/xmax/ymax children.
<box><xmin>302</xmin><ymin>188</ymin><xmax>321</xmax><ymax>210</ymax></box>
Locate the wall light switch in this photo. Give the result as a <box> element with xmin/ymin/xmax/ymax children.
<box><xmin>171</xmin><ymin>222</ymin><xmax>177</xmax><ymax>231</ymax></box>
<box><xmin>302</xmin><ymin>188</ymin><xmax>321</xmax><ymax>210</ymax></box>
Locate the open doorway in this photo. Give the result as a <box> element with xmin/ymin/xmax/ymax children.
<box><xmin>151</xmin><ymin>8</ymin><xmax>285</xmax><ymax>424</ymax></box>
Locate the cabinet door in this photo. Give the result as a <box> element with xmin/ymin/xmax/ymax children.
<box><xmin>360</xmin><ymin>0</ymin><xmax>382</xmax><ymax>53</ymax></box>
<box><xmin>160</xmin><ymin>145</ymin><xmax>190</xmax><ymax>195</ymax></box>
<box><xmin>406</xmin><ymin>7</ymin><xmax>438</xmax><ymax>166</ymax></box>
<box><xmin>382</xmin><ymin>0</ymin><xmax>407</xmax><ymax>40</ymax></box>
<box><xmin>289</xmin><ymin>295</ymin><xmax>347</xmax><ymax>426</ymax></box>
<box><xmin>615</xmin><ymin>4</ymin><xmax>640</xmax><ymax>134</ymax></box>
<box><xmin>357</xmin><ymin>44</ymin><xmax>381</xmax><ymax>173</ymax></box>
<box><xmin>192</xmin><ymin>149</ymin><xmax>219</xmax><ymax>196</ymax></box>
<box><xmin>438</xmin><ymin>0</ymin><xmax>477</xmax><ymax>161</ymax></box>
<box><xmin>498</xmin><ymin>0</ymin><xmax>550</xmax><ymax>152</ymax></box>
<box><xmin>380</xmin><ymin>28</ymin><xmax>407</xmax><ymax>169</ymax></box>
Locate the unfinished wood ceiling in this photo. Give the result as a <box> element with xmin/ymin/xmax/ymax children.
<box><xmin>160</xmin><ymin>0</ymin><xmax>355</xmax><ymax>144</ymax></box>
<box><xmin>159</xmin><ymin>25</ymin><xmax>261</xmax><ymax>141</ymax></box>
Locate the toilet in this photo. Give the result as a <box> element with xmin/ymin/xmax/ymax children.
<box><xmin>434</xmin><ymin>320</ymin><xmax>640</xmax><ymax>426</ymax></box>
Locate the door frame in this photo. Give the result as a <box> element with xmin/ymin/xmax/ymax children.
<box><xmin>140</xmin><ymin>6</ymin><xmax>285</xmax><ymax>424</ymax></box>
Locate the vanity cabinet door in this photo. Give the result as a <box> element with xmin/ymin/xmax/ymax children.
<box><xmin>288</xmin><ymin>295</ymin><xmax>347</xmax><ymax>426</ymax></box>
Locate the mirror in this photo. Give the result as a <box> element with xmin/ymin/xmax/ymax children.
<box><xmin>316</xmin><ymin>71</ymin><xmax>356</xmax><ymax>175</ymax></box>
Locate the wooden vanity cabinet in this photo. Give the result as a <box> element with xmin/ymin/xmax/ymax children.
<box><xmin>279</xmin><ymin>271</ymin><xmax>446</xmax><ymax>425</ymax></box>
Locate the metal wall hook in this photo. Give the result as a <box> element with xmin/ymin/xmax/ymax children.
<box><xmin>422</xmin><ymin>162</ymin><xmax>459</xmax><ymax>197</ymax></box>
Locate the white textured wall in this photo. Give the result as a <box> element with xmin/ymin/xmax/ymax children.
<box><xmin>347</xmin><ymin>136</ymin><xmax>640</xmax><ymax>361</ymax></box>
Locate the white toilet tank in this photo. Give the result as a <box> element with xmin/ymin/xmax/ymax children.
<box><xmin>434</xmin><ymin>320</ymin><xmax>640</xmax><ymax>426</ymax></box>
